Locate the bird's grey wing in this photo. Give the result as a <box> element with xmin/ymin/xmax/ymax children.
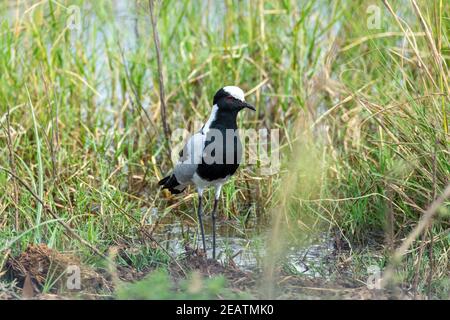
<box><xmin>173</xmin><ymin>132</ymin><xmax>205</xmax><ymax>184</ymax></box>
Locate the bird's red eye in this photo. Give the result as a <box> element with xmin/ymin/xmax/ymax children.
<box><xmin>226</xmin><ymin>96</ymin><xmax>234</xmax><ymax>101</ymax></box>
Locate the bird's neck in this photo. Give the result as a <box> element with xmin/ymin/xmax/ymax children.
<box><xmin>203</xmin><ymin>105</ymin><xmax>238</xmax><ymax>132</ymax></box>
<box><xmin>213</xmin><ymin>109</ymin><xmax>238</xmax><ymax>129</ymax></box>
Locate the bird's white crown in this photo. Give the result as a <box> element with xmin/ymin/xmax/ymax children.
<box><xmin>223</xmin><ymin>86</ymin><xmax>245</xmax><ymax>102</ymax></box>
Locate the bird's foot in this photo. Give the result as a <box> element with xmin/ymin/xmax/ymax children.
<box><xmin>195</xmin><ymin>248</ymin><xmax>207</xmax><ymax>258</ymax></box>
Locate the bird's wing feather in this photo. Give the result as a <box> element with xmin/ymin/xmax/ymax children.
<box><xmin>173</xmin><ymin>131</ymin><xmax>205</xmax><ymax>184</ymax></box>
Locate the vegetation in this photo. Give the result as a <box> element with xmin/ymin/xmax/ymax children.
<box><xmin>0</xmin><ymin>0</ymin><xmax>448</xmax><ymax>299</ymax></box>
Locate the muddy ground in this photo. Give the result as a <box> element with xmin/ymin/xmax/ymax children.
<box><xmin>0</xmin><ymin>244</ymin><xmax>413</xmax><ymax>300</ymax></box>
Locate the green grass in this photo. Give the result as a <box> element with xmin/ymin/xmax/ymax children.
<box><xmin>116</xmin><ymin>268</ymin><xmax>250</xmax><ymax>300</ymax></box>
<box><xmin>0</xmin><ymin>0</ymin><xmax>449</xmax><ymax>299</ymax></box>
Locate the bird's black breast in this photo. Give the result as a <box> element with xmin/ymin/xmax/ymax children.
<box><xmin>196</xmin><ymin>121</ymin><xmax>242</xmax><ymax>182</ymax></box>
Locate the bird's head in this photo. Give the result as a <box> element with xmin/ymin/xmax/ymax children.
<box><xmin>213</xmin><ymin>86</ymin><xmax>255</xmax><ymax>112</ymax></box>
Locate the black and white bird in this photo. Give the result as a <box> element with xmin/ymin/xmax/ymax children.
<box><xmin>158</xmin><ymin>86</ymin><xmax>255</xmax><ymax>259</ymax></box>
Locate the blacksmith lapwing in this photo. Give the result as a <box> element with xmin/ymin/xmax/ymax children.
<box><xmin>158</xmin><ymin>86</ymin><xmax>255</xmax><ymax>259</ymax></box>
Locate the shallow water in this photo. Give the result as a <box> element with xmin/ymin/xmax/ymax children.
<box><xmin>153</xmin><ymin>214</ymin><xmax>335</xmax><ymax>276</ymax></box>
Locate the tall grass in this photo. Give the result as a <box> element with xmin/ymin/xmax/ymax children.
<box><xmin>0</xmin><ymin>0</ymin><xmax>448</xmax><ymax>298</ymax></box>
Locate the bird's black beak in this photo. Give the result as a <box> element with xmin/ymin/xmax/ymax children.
<box><xmin>241</xmin><ymin>101</ymin><xmax>255</xmax><ymax>111</ymax></box>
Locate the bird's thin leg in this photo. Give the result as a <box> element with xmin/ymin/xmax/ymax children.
<box><xmin>197</xmin><ymin>190</ymin><xmax>207</xmax><ymax>256</ymax></box>
<box><xmin>212</xmin><ymin>197</ymin><xmax>219</xmax><ymax>259</ymax></box>
<box><xmin>212</xmin><ymin>184</ymin><xmax>222</xmax><ymax>260</ymax></box>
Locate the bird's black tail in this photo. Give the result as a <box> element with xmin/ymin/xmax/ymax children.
<box><xmin>158</xmin><ymin>174</ymin><xmax>185</xmax><ymax>194</ymax></box>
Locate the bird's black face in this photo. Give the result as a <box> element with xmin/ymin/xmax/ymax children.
<box><xmin>213</xmin><ymin>87</ymin><xmax>255</xmax><ymax>113</ymax></box>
